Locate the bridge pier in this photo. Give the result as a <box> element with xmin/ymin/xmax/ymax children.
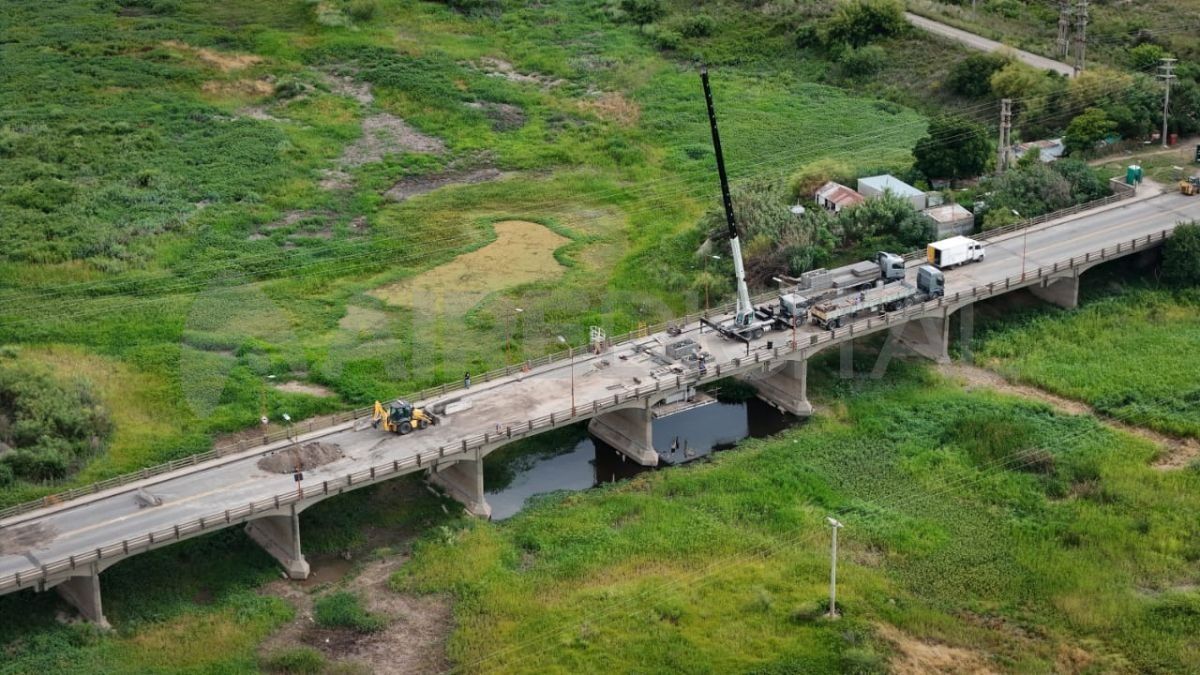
<box><xmin>897</xmin><ymin>314</ymin><xmax>951</xmax><ymax>364</ymax></box>
<box><xmin>748</xmin><ymin>358</ymin><xmax>813</xmax><ymax>416</ymax></box>
<box><xmin>245</xmin><ymin>507</ymin><xmax>310</xmax><ymax>580</ymax></box>
<box><xmin>588</xmin><ymin>406</ymin><xmax>659</xmax><ymax>466</ymax></box>
<box><xmin>429</xmin><ymin>452</ymin><xmax>492</xmax><ymax>519</ymax></box>
<box><xmin>55</xmin><ymin>564</ymin><xmax>109</xmax><ymax>628</ymax></box>
<box><xmin>1029</xmin><ymin>275</ymin><xmax>1079</xmax><ymax>310</ymax></box>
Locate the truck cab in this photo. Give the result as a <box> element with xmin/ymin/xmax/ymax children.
<box><xmin>776</xmin><ymin>292</ymin><xmax>811</xmax><ymax>327</ymax></box>
<box><xmin>876</xmin><ymin>251</ymin><xmax>905</xmax><ymax>283</ymax></box>
<box><xmin>916</xmin><ymin>265</ymin><xmax>945</xmax><ymax>298</ymax></box>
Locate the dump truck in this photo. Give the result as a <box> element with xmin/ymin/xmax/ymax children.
<box><xmin>927</xmin><ymin>236</ymin><xmax>985</xmax><ymax>268</ymax></box>
<box><xmin>810</xmin><ymin>265</ymin><xmax>945</xmax><ymax>329</ymax></box>
<box><xmin>372</xmin><ymin>399</ymin><xmax>437</xmax><ymax>435</ymax></box>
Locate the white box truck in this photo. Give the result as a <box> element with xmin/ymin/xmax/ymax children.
<box><xmin>927</xmin><ymin>236</ymin><xmax>985</xmax><ymax>268</ymax></box>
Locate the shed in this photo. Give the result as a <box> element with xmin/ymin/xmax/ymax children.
<box><xmin>1012</xmin><ymin>138</ymin><xmax>1064</xmax><ymax>163</ymax></box>
<box><xmin>814</xmin><ymin>181</ymin><xmax>864</xmax><ymax>213</ymax></box>
<box><xmin>857</xmin><ymin>174</ymin><xmax>927</xmax><ymax>210</ymax></box>
<box><xmin>922</xmin><ymin>203</ymin><xmax>975</xmax><ymax>238</ymax></box>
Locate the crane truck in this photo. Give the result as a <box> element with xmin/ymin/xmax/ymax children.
<box><xmin>810</xmin><ymin>265</ymin><xmax>945</xmax><ymax>329</ymax></box>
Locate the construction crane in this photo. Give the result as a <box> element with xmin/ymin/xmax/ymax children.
<box><xmin>698</xmin><ymin>67</ymin><xmax>775</xmax><ymax>342</ymax></box>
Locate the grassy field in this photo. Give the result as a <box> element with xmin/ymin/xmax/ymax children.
<box><xmin>0</xmin><ymin>0</ymin><xmax>943</xmax><ymax>503</ymax></box>
<box><xmin>976</xmin><ymin>286</ymin><xmax>1200</xmax><ymax>438</ymax></box>
<box><xmin>392</xmin><ymin>361</ymin><xmax>1200</xmax><ymax>673</ymax></box>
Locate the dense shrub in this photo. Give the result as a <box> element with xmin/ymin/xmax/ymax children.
<box><xmin>823</xmin><ymin>0</ymin><xmax>906</xmax><ymax>48</ymax></box>
<box><xmin>1163</xmin><ymin>222</ymin><xmax>1200</xmax><ymax>286</ymax></box>
<box><xmin>313</xmin><ymin>591</ymin><xmax>386</xmax><ymax>632</ymax></box>
<box><xmin>838</xmin><ymin>45</ymin><xmax>887</xmax><ymax>79</ymax></box>
<box><xmin>912</xmin><ymin>115</ymin><xmax>991</xmax><ymax>181</ymax></box>
<box><xmin>619</xmin><ymin>0</ymin><xmax>665</xmax><ymax>25</ymax></box>
<box><xmin>435</xmin><ymin>0</ymin><xmax>499</xmax><ymax>16</ymax></box>
<box><xmin>1063</xmin><ymin>108</ymin><xmax>1115</xmax><ymax>155</ymax></box>
<box><xmin>347</xmin><ymin>0</ymin><xmax>377</xmax><ymax>21</ymax></box>
<box><xmin>944</xmin><ymin>52</ymin><xmax>1009</xmax><ymax>98</ymax></box>
<box><xmin>673</xmin><ymin>13</ymin><xmax>715</xmax><ymax>38</ymax></box>
<box><xmin>0</xmin><ymin>364</ymin><xmax>112</xmax><ymax>482</ymax></box>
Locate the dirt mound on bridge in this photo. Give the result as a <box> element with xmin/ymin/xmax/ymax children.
<box><xmin>258</xmin><ymin>442</ymin><xmax>344</xmax><ymax>474</ymax></box>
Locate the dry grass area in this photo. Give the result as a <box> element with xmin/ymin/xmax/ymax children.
<box><xmin>578</xmin><ymin>91</ymin><xmax>641</xmax><ymax>127</ymax></box>
<box><xmin>200</xmin><ymin>78</ymin><xmax>275</xmax><ymax>98</ymax></box>
<box><xmin>369</xmin><ymin>220</ymin><xmax>571</xmax><ymax>313</ymax></box>
<box><xmin>161</xmin><ymin>40</ymin><xmax>262</xmax><ymax>71</ymax></box>
<box><xmin>875</xmin><ymin>623</ymin><xmax>999</xmax><ymax>674</ymax></box>
<box><xmin>939</xmin><ymin>362</ymin><xmax>1200</xmax><ymax>470</ymax></box>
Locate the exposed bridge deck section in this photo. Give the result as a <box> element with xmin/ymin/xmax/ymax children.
<box><xmin>2</xmin><ymin>188</ymin><xmax>1198</xmax><ymax>624</ymax></box>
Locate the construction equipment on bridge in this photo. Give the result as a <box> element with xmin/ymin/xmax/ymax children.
<box><xmin>927</xmin><ymin>236</ymin><xmax>985</xmax><ymax>268</ymax></box>
<box><xmin>810</xmin><ymin>265</ymin><xmax>945</xmax><ymax>329</ymax></box>
<box><xmin>1180</xmin><ymin>176</ymin><xmax>1200</xmax><ymax>196</ymax></box>
<box><xmin>372</xmin><ymin>399</ymin><xmax>438</xmax><ymax>435</ymax></box>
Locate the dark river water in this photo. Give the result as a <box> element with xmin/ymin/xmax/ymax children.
<box><xmin>486</xmin><ymin>398</ymin><xmax>797</xmax><ymax>520</ymax></box>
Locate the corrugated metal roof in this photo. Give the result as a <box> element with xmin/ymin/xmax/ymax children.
<box><xmin>857</xmin><ymin>174</ymin><xmax>923</xmax><ymax>198</ymax></box>
<box><xmin>815</xmin><ymin>181</ymin><xmax>864</xmax><ymax>207</ymax></box>
<box><xmin>922</xmin><ymin>203</ymin><xmax>972</xmax><ymax>223</ymax></box>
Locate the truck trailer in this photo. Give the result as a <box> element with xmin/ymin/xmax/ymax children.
<box><xmin>927</xmin><ymin>236</ymin><xmax>985</xmax><ymax>268</ymax></box>
<box><xmin>810</xmin><ymin>266</ymin><xmax>945</xmax><ymax>329</ymax></box>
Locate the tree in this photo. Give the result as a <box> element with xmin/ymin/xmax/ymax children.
<box><xmin>984</xmin><ymin>162</ymin><xmax>1073</xmax><ymax>226</ymax></box>
<box><xmin>1063</xmin><ymin>108</ymin><xmax>1116</xmax><ymax>155</ymax></box>
<box><xmin>944</xmin><ymin>52</ymin><xmax>1010</xmax><ymax>98</ymax></box>
<box><xmin>823</xmin><ymin>0</ymin><xmax>906</xmax><ymax>48</ymax></box>
<box><xmin>989</xmin><ymin>61</ymin><xmax>1053</xmax><ymax>100</ymax></box>
<box><xmin>1051</xmin><ymin>159</ymin><xmax>1109</xmax><ymax>202</ymax></box>
<box><xmin>913</xmin><ymin>116</ymin><xmax>991</xmax><ymax>181</ymax></box>
<box><xmin>836</xmin><ymin>193</ymin><xmax>932</xmax><ymax>252</ymax></box>
<box><xmin>1128</xmin><ymin>43</ymin><xmax>1168</xmax><ymax>72</ymax></box>
<box><xmin>619</xmin><ymin>0</ymin><xmax>664</xmax><ymax>25</ymax></box>
<box><xmin>1162</xmin><ymin>222</ymin><xmax>1200</xmax><ymax>286</ymax></box>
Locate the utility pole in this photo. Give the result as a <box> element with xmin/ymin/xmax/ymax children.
<box><xmin>1160</xmin><ymin>58</ymin><xmax>1177</xmax><ymax>148</ymax></box>
<box><xmin>998</xmin><ymin>99</ymin><xmax>1013</xmax><ymax>174</ymax></box>
<box><xmin>1056</xmin><ymin>1</ymin><xmax>1072</xmax><ymax>59</ymax></box>
<box><xmin>826</xmin><ymin>517</ymin><xmax>843</xmax><ymax>618</ymax></box>
<box><xmin>1073</xmin><ymin>0</ymin><xmax>1088</xmax><ymax>74</ymax></box>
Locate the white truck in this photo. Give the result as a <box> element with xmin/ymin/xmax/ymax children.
<box><xmin>927</xmin><ymin>236</ymin><xmax>985</xmax><ymax>268</ymax></box>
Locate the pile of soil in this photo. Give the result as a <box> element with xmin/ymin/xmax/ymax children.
<box><xmin>258</xmin><ymin>442</ymin><xmax>344</xmax><ymax>474</ymax></box>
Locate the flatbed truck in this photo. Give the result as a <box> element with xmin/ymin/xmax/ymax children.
<box><xmin>810</xmin><ymin>265</ymin><xmax>945</xmax><ymax>329</ymax></box>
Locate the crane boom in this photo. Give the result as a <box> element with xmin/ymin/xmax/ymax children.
<box><xmin>700</xmin><ymin>68</ymin><xmax>754</xmax><ymax>327</ymax></box>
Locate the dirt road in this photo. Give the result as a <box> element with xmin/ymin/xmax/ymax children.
<box><xmin>906</xmin><ymin>12</ymin><xmax>1075</xmax><ymax>77</ymax></box>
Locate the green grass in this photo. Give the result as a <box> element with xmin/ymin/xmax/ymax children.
<box><xmin>313</xmin><ymin>591</ymin><xmax>386</xmax><ymax>632</ymax></box>
<box><xmin>261</xmin><ymin>646</ymin><xmax>328</xmax><ymax>674</ymax></box>
<box><xmin>976</xmin><ymin>286</ymin><xmax>1200</xmax><ymax>437</ymax></box>
<box><xmin>393</xmin><ymin>361</ymin><xmax>1200</xmax><ymax>673</ymax></box>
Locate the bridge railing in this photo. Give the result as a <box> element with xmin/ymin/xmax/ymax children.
<box><xmin>0</xmin><ymin>228</ymin><xmax>1176</xmax><ymax>596</ymax></box>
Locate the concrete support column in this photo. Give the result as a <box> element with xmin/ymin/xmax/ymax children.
<box><xmin>245</xmin><ymin>507</ymin><xmax>310</xmax><ymax>580</ymax></box>
<box><xmin>588</xmin><ymin>406</ymin><xmax>659</xmax><ymax>466</ymax></box>
<box><xmin>56</xmin><ymin>564</ymin><xmax>109</xmax><ymax>628</ymax></box>
<box><xmin>748</xmin><ymin>358</ymin><xmax>814</xmax><ymax>416</ymax></box>
<box><xmin>1029</xmin><ymin>275</ymin><xmax>1079</xmax><ymax>310</ymax></box>
<box><xmin>429</xmin><ymin>451</ymin><xmax>492</xmax><ymax>519</ymax></box>
<box><xmin>897</xmin><ymin>314</ymin><xmax>951</xmax><ymax>364</ymax></box>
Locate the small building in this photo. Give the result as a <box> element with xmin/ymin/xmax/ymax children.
<box><xmin>1011</xmin><ymin>138</ymin><xmax>1064</xmax><ymax>164</ymax></box>
<box><xmin>814</xmin><ymin>181</ymin><xmax>864</xmax><ymax>213</ymax></box>
<box><xmin>857</xmin><ymin>174</ymin><xmax>927</xmax><ymax>210</ymax></box>
<box><xmin>922</xmin><ymin>202</ymin><xmax>975</xmax><ymax>238</ymax></box>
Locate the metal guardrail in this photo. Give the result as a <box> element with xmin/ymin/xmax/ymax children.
<box><xmin>0</xmin><ymin>182</ymin><xmax>1145</xmax><ymax>523</ymax></box>
<box><xmin>0</xmin><ymin>228</ymin><xmax>1175</xmax><ymax>594</ymax></box>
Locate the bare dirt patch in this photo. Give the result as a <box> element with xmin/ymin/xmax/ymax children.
<box><xmin>939</xmin><ymin>362</ymin><xmax>1200</xmax><ymax>470</ymax></box>
<box><xmin>476</xmin><ymin>56</ymin><xmax>565</xmax><ymax>88</ymax></box>
<box><xmin>876</xmin><ymin>623</ymin><xmax>999</xmax><ymax>674</ymax></box>
<box><xmin>162</xmin><ymin>40</ymin><xmax>262</xmax><ymax>72</ymax></box>
<box><xmin>236</xmin><ymin>105</ymin><xmax>284</xmax><ymax>122</ymax></box>
<box><xmin>339</xmin><ymin>113</ymin><xmax>445</xmax><ymax>167</ymax></box>
<box><xmin>322</xmin><ymin>71</ymin><xmax>374</xmax><ymax>105</ymax></box>
<box><xmin>0</xmin><ymin>522</ymin><xmax>56</xmax><ymax>555</ymax></box>
<box><xmin>319</xmin><ymin>169</ymin><xmax>354</xmax><ymax>191</ymax></box>
<box><xmin>274</xmin><ymin>381</ymin><xmax>337</xmax><ymax>398</ymax></box>
<box><xmin>369</xmin><ymin>220</ymin><xmax>571</xmax><ymax>313</ymax></box>
<box><xmin>465</xmin><ymin>100</ymin><xmax>526</xmax><ymax>131</ymax></box>
<box><xmin>257</xmin><ymin>442</ymin><xmax>344</xmax><ymax>474</ymax></box>
<box><xmin>384</xmin><ymin>167</ymin><xmax>508</xmax><ymax>202</ymax></box>
<box><xmin>338</xmin><ymin>305</ymin><xmax>389</xmax><ymax>332</ymax></box>
<box><xmin>577</xmin><ymin>91</ymin><xmax>641</xmax><ymax>127</ymax></box>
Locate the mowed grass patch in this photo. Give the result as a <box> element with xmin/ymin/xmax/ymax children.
<box><xmin>396</xmin><ymin>365</ymin><xmax>1200</xmax><ymax>673</ymax></box>
<box><xmin>977</xmin><ymin>287</ymin><xmax>1200</xmax><ymax>437</ymax></box>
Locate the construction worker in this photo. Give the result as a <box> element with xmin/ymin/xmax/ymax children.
<box><xmin>464</xmin><ymin>371</ymin><xmax>471</xmax><ymax>388</ymax></box>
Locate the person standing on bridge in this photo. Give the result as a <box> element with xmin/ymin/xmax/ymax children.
<box><xmin>464</xmin><ymin>371</ymin><xmax>471</xmax><ymax>389</ymax></box>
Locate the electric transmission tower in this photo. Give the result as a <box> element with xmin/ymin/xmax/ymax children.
<box><xmin>1073</xmin><ymin>0</ymin><xmax>1089</xmax><ymax>74</ymax></box>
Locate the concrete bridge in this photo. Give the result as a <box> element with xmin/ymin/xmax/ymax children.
<box><xmin>1</xmin><ymin>186</ymin><xmax>1197</xmax><ymax>626</ymax></box>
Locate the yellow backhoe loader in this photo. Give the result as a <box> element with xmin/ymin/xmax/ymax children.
<box><xmin>1181</xmin><ymin>176</ymin><xmax>1200</xmax><ymax>196</ymax></box>
<box><xmin>371</xmin><ymin>399</ymin><xmax>437</xmax><ymax>435</ymax></box>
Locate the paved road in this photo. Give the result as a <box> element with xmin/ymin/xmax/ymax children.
<box><xmin>2</xmin><ymin>189</ymin><xmax>1198</xmax><ymax>589</ymax></box>
<box><xmin>906</xmin><ymin>12</ymin><xmax>1075</xmax><ymax>77</ymax></box>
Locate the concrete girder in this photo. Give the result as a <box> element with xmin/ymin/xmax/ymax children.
<box><xmin>746</xmin><ymin>358</ymin><xmax>813</xmax><ymax>416</ymax></box>
<box><xmin>588</xmin><ymin>405</ymin><xmax>659</xmax><ymax>466</ymax></box>
<box><xmin>244</xmin><ymin>507</ymin><xmax>310</xmax><ymax>580</ymax></box>
<box><xmin>896</xmin><ymin>313</ymin><xmax>951</xmax><ymax>364</ymax></box>
<box><xmin>428</xmin><ymin>451</ymin><xmax>492</xmax><ymax>519</ymax></box>
<box><xmin>1029</xmin><ymin>274</ymin><xmax>1080</xmax><ymax>310</ymax></box>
